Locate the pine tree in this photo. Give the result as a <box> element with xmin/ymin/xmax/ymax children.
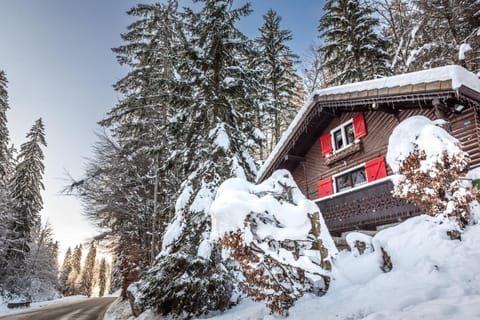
<box><xmin>0</xmin><ymin>71</ymin><xmax>11</xmax><ymax>180</ymax></box>
<box><xmin>0</xmin><ymin>70</ymin><xmax>12</xmax><ymax>284</ymax></box>
<box><xmin>2</xmin><ymin>119</ymin><xmax>46</xmax><ymax>295</ymax></box>
<box><xmin>255</xmin><ymin>9</ymin><xmax>302</xmax><ymax>158</ymax></box>
<box><xmin>319</xmin><ymin>0</ymin><xmax>390</xmax><ymax>85</ymax></box>
<box><xmin>98</xmin><ymin>257</ymin><xmax>107</xmax><ymax>297</ymax></box>
<box><xmin>11</xmin><ymin>118</ymin><xmax>46</xmax><ymax>244</ymax></box>
<box><xmin>66</xmin><ymin>244</ymin><xmax>82</xmax><ymax>295</ymax></box>
<box><xmin>80</xmin><ymin>241</ymin><xmax>96</xmax><ymax>297</ymax></box>
<box><xmin>59</xmin><ymin>247</ymin><xmax>73</xmax><ymax>295</ymax></box>
<box><xmin>139</xmin><ymin>1</ymin><xmax>261</xmax><ymax>317</ymax></box>
<box><xmin>67</xmin><ymin>2</ymin><xmax>184</xmax><ymax>297</ymax></box>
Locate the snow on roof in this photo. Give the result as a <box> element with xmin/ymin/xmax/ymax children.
<box><xmin>257</xmin><ymin>65</ymin><xmax>480</xmax><ymax>182</ymax></box>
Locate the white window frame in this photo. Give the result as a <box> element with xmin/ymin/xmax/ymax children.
<box><xmin>330</xmin><ymin>119</ymin><xmax>354</xmax><ymax>152</ymax></box>
<box><xmin>332</xmin><ymin>162</ymin><xmax>366</xmax><ymax>193</ymax></box>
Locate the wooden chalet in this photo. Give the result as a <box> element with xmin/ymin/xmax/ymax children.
<box><xmin>257</xmin><ymin>65</ymin><xmax>480</xmax><ymax>236</ymax></box>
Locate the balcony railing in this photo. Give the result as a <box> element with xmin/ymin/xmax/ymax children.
<box><xmin>315</xmin><ymin>179</ymin><xmax>421</xmax><ymax>235</ymax></box>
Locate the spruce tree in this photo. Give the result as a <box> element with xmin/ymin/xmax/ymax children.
<box><xmin>319</xmin><ymin>0</ymin><xmax>390</xmax><ymax>85</ymax></box>
<box><xmin>80</xmin><ymin>241</ymin><xmax>96</xmax><ymax>297</ymax></box>
<box><xmin>3</xmin><ymin>118</ymin><xmax>46</xmax><ymax>294</ymax></box>
<box><xmin>139</xmin><ymin>0</ymin><xmax>261</xmax><ymax>317</ymax></box>
<box><xmin>98</xmin><ymin>257</ymin><xmax>107</xmax><ymax>297</ymax></box>
<box><xmin>11</xmin><ymin>118</ymin><xmax>46</xmax><ymax>244</ymax></box>
<box><xmin>60</xmin><ymin>247</ymin><xmax>73</xmax><ymax>295</ymax></box>
<box><xmin>0</xmin><ymin>71</ymin><xmax>10</xmax><ymax>280</ymax></box>
<box><xmin>0</xmin><ymin>71</ymin><xmax>10</xmax><ymax>180</ymax></box>
<box><xmin>66</xmin><ymin>244</ymin><xmax>82</xmax><ymax>295</ymax></box>
<box><xmin>255</xmin><ymin>9</ymin><xmax>303</xmax><ymax>158</ymax></box>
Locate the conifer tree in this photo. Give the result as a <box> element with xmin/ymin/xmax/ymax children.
<box><xmin>60</xmin><ymin>247</ymin><xmax>73</xmax><ymax>295</ymax></box>
<box><xmin>66</xmin><ymin>244</ymin><xmax>82</xmax><ymax>295</ymax></box>
<box><xmin>255</xmin><ymin>9</ymin><xmax>302</xmax><ymax>158</ymax></box>
<box><xmin>0</xmin><ymin>71</ymin><xmax>11</xmax><ymax>279</ymax></box>
<box><xmin>98</xmin><ymin>257</ymin><xmax>107</xmax><ymax>297</ymax></box>
<box><xmin>0</xmin><ymin>71</ymin><xmax>10</xmax><ymax>180</ymax></box>
<box><xmin>139</xmin><ymin>0</ymin><xmax>261</xmax><ymax>317</ymax></box>
<box><xmin>80</xmin><ymin>241</ymin><xmax>96</xmax><ymax>297</ymax></box>
<box><xmin>68</xmin><ymin>3</ymin><xmax>183</xmax><ymax>297</ymax></box>
<box><xmin>11</xmin><ymin>118</ymin><xmax>46</xmax><ymax>244</ymax></box>
<box><xmin>319</xmin><ymin>0</ymin><xmax>390</xmax><ymax>85</ymax></box>
<box><xmin>2</xmin><ymin>118</ymin><xmax>46</xmax><ymax>294</ymax></box>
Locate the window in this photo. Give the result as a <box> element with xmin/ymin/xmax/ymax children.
<box><xmin>319</xmin><ymin>113</ymin><xmax>367</xmax><ymax>156</ymax></box>
<box><xmin>316</xmin><ymin>157</ymin><xmax>388</xmax><ymax>199</ymax></box>
<box><xmin>331</xmin><ymin>120</ymin><xmax>356</xmax><ymax>152</ymax></box>
<box><xmin>335</xmin><ymin>167</ymin><xmax>367</xmax><ymax>192</ymax></box>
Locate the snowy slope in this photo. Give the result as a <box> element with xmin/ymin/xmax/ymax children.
<box><xmin>202</xmin><ymin>215</ymin><xmax>480</xmax><ymax>320</ymax></box>
<box><xmin>108</xmin><ymin>214</ymin><xmax>480</xmax><ymax>320</ymax></box>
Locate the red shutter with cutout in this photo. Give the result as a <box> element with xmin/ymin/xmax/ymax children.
<box><xmin>365</xmin><ymin>157</ymin><xmax>387</xmax><ymax>182</ymax></box>
<box><xmin>317</xmin><ymin>177</ymin><xmax>333</xmax><ymax>198</ymax></box>
<box><xmin>319</xmin><ymin>133</ymin><xmax>332</xmax><ymax>156</ymax></box>
<box><xmin>353</xmin><ymin>113</ymin><xmax>367</xmax><ymax>139</ymax></box>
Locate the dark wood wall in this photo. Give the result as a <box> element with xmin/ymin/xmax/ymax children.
<box><xmin>292</xmin><ymin>107</ymin><xmax>480</xmax><ymax>200</ymax></box>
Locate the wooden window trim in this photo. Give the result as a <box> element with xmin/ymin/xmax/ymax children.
<box><xmin>332</xmin><ymin>162</ymin><xmax>367</xmax><ymax>193</ymax></box>
<box><xmin>330</xmin><ymin>119</ymin><xmax>354</xmax><ymax>153</ymax></box>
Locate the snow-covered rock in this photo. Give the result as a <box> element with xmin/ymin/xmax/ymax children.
<box><xmin>210</xmin><ymin>170</ymin><xmax>336</xmax><ymax>315</ymax></box>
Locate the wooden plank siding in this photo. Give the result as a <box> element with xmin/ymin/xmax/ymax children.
<box><xmin>291</xmin><ymin>107</ymin><xmax>480</xmax><ymax>201</ymax></box>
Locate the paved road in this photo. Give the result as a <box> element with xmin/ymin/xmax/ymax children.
<box><xmin>0</xmin><ymin>297</ymin><xmax>117</xmax><ymax>320</ymax></box>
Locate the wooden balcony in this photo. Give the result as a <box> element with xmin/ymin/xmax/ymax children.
<box><xmin>315</xmin><ymin>179</ymin><xmax>422</xmax><ymax>236</ymax></box>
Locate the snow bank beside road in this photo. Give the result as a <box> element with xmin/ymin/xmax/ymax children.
<box><xmin>0</xmin><ymin>295</ymin><xmax>87</xmax><ymax>316</ymax></box>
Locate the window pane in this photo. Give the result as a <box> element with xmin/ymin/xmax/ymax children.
<box><xmin>351</xmin><ymin>168</ymin><xmax>367</xmax><ymax>187</ymax></box>
<box><xmin>336</xmin><ymin>173</ymin><xmax>352</xmax><ymax>192</ymax></box>
<box><xmin>345</xmin><ymin>123</ymin><xmax>355</xmax><ymax>145</ymax></box>
<box><xmin>334</xmin><ymin>130</ymin><xmax>343</xmax><ymax>150</ymax></box>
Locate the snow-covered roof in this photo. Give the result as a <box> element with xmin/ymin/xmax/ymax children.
<box><xmin>257</xmin><ymin>65</ymin><xmax>480</xmax><ymax>182</ymax></box>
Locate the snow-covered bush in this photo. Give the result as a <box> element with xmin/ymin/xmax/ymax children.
<box><xmin>210</xmin><ymin>170</ymin><xmax>336</xmax><ymax>316</ymax></box>
<box><xmin>386</xmin><ymin>116</ymin><xmax>477</xmax><ymax>226</ymax></box>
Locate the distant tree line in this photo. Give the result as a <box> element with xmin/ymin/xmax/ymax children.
<box><xmin>0</xmin><ymin>71</ymin><xmax>59</xmax><ymax>302</ymax></box>
<box><xmin>68</xmin><ymin>0</ymin><xmax>480</xmax><ymax>319</ymax></box>
<box><xmin>59</xmin><ymin>241</ymin><xmax>110</xmax><ymax>297</ymax></box>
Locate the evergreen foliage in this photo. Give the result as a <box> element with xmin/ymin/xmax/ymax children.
<box><xmin>138</xmin><ymin>0</ymin><xmax>262</xmax><ymax>317</ymax></box>
<box><xmin>98</xmin><ymin>257</ymin><xmax>107</xmax><ymax>297</ymax></box>
<box><xmin>319</xmin><ymin>0</ymin><xmax>390</xmax><ymax>85</ymax></box>
<box><xmin>80</xmin><ymin>241</ymin><xmax>97</xmax><ymax>297</ymax></box>
<box><xmin>65</xmin><ymin>244</ymin><xmax>82</xmax><ymax>296</ymax></box>
<box><xmin>59</xmin><ymin>247</ymin><xmax>72</xmax><ymax>295</ymax></box>
<box><xmin>11</xmin><ymin>118</ymin><xmax>46</xmax><ymax>243</ymax></box>
<box><xmin>255</xmin><ymin>10</ymin><xmax>303</xmax><ymax>158</ymax></box>
<box><xmin>0</xmin><ymin>71</ymin><xmax>10</xmax><ymax>181</ymax></box>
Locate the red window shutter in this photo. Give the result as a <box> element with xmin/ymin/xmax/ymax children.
<box><xmin>317</xmin><ymin>177</ymin><xmax>334</xmax><ymax>198</ymax></box>
<box><xmin>365</xmin><ymin>157</ymin><xmax>387</xmax><ymax>182</ymax></box>
<box><xmin>319</xmin><ymin>133</ymin><xmax>333</xmax><ymax>156</ymax></box>
<box><xmin>353</xmin><ymin>113</ymin><xmax>367</xmax><ymax>139</ymax></box>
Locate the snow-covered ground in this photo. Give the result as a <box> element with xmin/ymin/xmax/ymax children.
<box><xmin>108</xmin><ymin>214</ymin><xmax>480</xmax><ymax>320</ymax></box>
<box><xmin>0</xmin><ymin>295</ymin><xmax>88</xmax><ymax>316</ymax></box>
<box><xmin>202</xmin><ymin>215</ymin><xmax>480</xmax><ymax>320</ymax></box>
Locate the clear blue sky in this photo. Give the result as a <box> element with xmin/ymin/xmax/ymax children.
<box><xmin>0</xmin><ymin>0</ymin><xmax>325</xmax><ymax>255</ymax></box>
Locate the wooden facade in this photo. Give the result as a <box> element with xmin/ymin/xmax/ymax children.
<box><xmin>258</xmin><ymin>66</ymin><xmax>480</xmax><ymax>236</ymax></box>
